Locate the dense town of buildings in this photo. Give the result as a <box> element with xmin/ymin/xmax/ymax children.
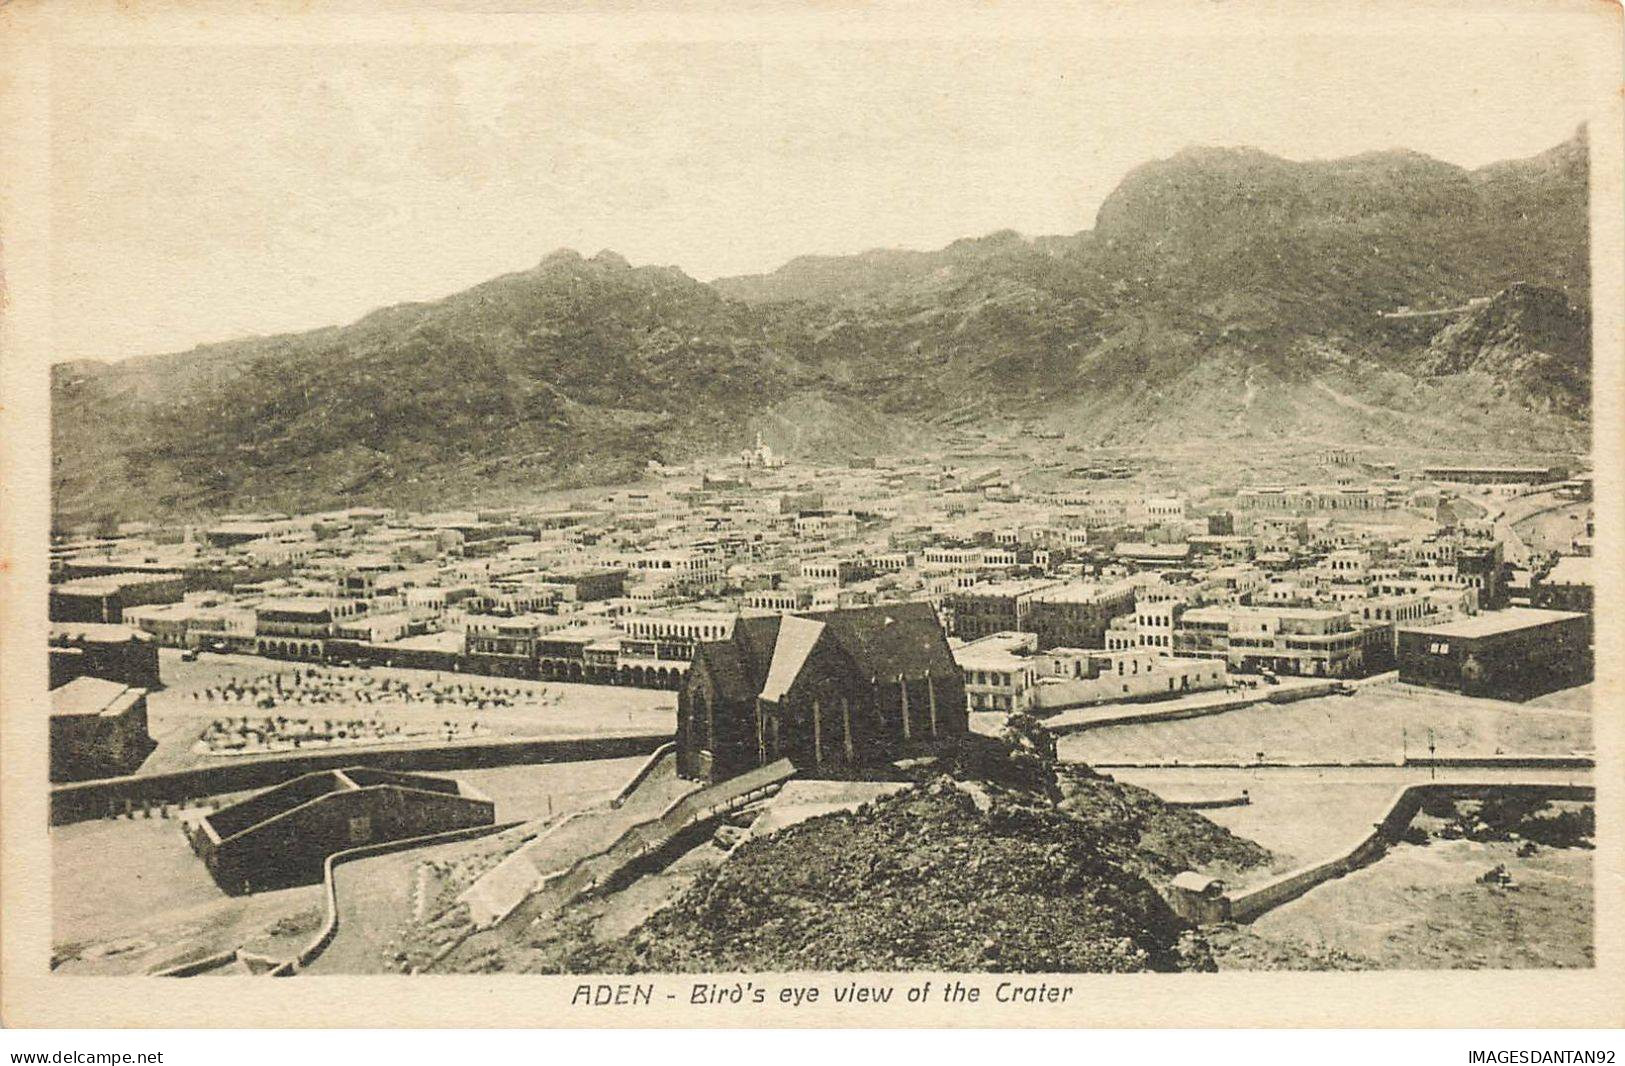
<box><xmin>46</xmin><ymin>442</ymin><xmax>1594</xmax><ymax>781</ymax></box>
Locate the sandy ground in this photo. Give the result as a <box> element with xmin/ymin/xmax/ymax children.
<box><xmin>453</xmin><ymin>756</ymin><xmax>650</xmax><ymax>823</ymax></box>
<box><xmin>1513</xmin><ymin>505</ymin><xmax>1590</xmax><ymax>555</ymax></box>
<box><xmin>51</xmin><ymin>755</ymin><xmax>660</xmax><ymax>974</ymax></box>
<box><xmin>1111</xmin><ymin>765</ymin><xmax>1592</xmax><ymax>878</ymax></box>
<box><xmin>140</xmin><ymin>649</ymin><xmax>676</xmax><ymax>774</ymax></box>
<box><xmin>1058</xmin><ymin>682</ymin><xmax>1591</xmax><ymax>767</ymax></box>
<box><xmin>1212</xmin><ymin>838</ymin><xmax>1593</xmax><ymax>970</ymax></box>
<box><xmin>304</xmin><ymin>755</ymin><xmax>692</xmax><ymax>973</ymax></box>
<box><xmin>303</xmin><ymin>832</ymin><xmax>521</xmax><ymax>976</ymax></box>
<box><xmin>51</xmin><ymin>809</ymin><xmax>324</xmax><ymax>974</ymax></box>
<box><xmin>1526</xmin><ymin>683</ymin><xmax>1592</xmax><ymax>711</ymax></box>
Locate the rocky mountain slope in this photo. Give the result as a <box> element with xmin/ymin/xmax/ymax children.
<box><xmin>1420</xmin><ymin>283</ymin><xmax>1590</xmax><ymax>418</ymax></box>
<box><xmin>52</xmin><ymin>130</ymin><xmax>1591</xmax><ymax>523</ymax></box>
<box><xmin>581</xmin><ymin>776</ymin><xmax>1227</xmax><ymax>973</ymax></box>
<box><xmin>454</xmin><ymin>755</ymin><xmax>1271</xmax><ymax>974</ymax></box>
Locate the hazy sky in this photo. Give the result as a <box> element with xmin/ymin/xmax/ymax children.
<box><xmin>48</xmin><ymin>17</ymin><xmax>1600</xmax><ymax>362</ymax></box>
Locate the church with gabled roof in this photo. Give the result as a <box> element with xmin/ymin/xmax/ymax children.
<box><xmin>676</xmin><ymin>602</ymin><xmax>968</xmax><ymax>782</ymax></box>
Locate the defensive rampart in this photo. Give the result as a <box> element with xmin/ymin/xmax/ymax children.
<box><xmin>1215</xmin><ymin>781</ymin><xmax>1594</xmax><ymax>924</ymax></box>
<box><xmin>1043</xmin><ymin>679</ymin><xmax>1345</xmax><ymax>736</ymax></box>
<box><xmin>51</xmin><ymin>732</ymin><xmax>670</xmax><ymax>825</ymax></box>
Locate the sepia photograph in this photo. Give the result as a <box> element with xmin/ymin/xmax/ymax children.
<box><xmin>1</xmin><ymin>0</ymin><xmax>1621</xmax><ymax>1034</ymax></box>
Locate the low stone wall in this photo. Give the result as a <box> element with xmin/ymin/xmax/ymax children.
<box><xmin>1167</xmin><ymin>793</ymin><xmax>1251</xmax><ymax>810</ymax></box>
<box><xmin>462</xmin><ymin>758</ymin><xmax>796</xmax><ymax>932</ymax></box>
<box><xmin>1220</xmin><ymin>781</ymin><xmax>1594</xmax><ymax>924</ymax></box>
<box><xmin>457</xmin><ymin>746</ymin><xmax>688</xmax><ymax>929</ymax></box>
<box><xmin>1264</xmin><ymin>680</ymin><xmax>1342</xmax><ymax>703</ymax></box>
<box><xmin>1406</xmin><ymin>754</ymin><xmax>1595</xmax><ymax>770</ymax></box>
<box><xmin>611</xmin><ymin>742</ymin><xmax>677</xmax><ymax>808</ymax></box>
<box><xmin>50</xmin><ymin>732</ymin><xmax>670</xmax><ymax>826</ymax></box>
<box><xmin>1046</xmin><ymin>695</ymin><xmax>1255</xmax><ymax>734</ymax></box>
<box><xmin>1030</xmin><ymin>663</ymin><xmax>1230</xmax><ymax>714</ymax></box>
<box><xmin>512</xmin><ymin>759</ymin><xmax>795</xmax><ymax>923</ymax></box>
<box><xmin>1045</xmin><ymin>679</ymin><xmax>1343</xmax><ymax>736</ymax></box>
<box><xmin>154</xmin><ymin>820</ymin><xmax>521</xmax><ymax>976</ymax></box>
<box><xmin>151</xmin><ymin>949</ymin><xmax>242</xmax><ymax>977</ymax></box>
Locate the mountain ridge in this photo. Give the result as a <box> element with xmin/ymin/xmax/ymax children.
<box><xmin>52</xmin><ymin>131</ymin><xmax>1592</xmax><ymax>524</ymax></box>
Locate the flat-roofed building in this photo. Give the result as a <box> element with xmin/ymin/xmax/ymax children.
<box><xmin>203</xmin><ymin>519</ymin><xmax>297</xmax><ymax>548</ymax></box>
<box><xmin>49</xmin><ymin>623</ymin><xmax>161</xmax><ymax>690</ymax></box>
<box><xmin>49</xmin><ymin>676</ymin><xmax>153</xmax><ymax>781</ymax></box>
<box><xmin>1235</xmin><ymin>484</ymin><xmax>1398</xmax><ymax>512</ymax></box>
<box><xmin>1396</xmin><ymin>607</ymin><xmax>1591</xmax><ymax>699</ymax></box>
<box><xmin>542</xmin><ymin>566</ymin><xmax>628</xmax><ymax>602</ymax></box>
<box><xmin>1025</xmin><ymin>580</ymin><xmax>1137</xmax><ymax>650</ymax></box>
<box><xmin>945</xmin><ymin>578</ymin><xmax>1058</xmax><ymax>641</ymax></box>
<box><xmin>120</xmin><ymin>602</ymin><xmax>199</xmax><ymax>648</ymax></box>
<box><xmin>1422</xmin><ymin>465</ymin><xmax>1566</xmax><ymax>485</ymax></box>
<box><xmin>780</xmin><ymin>491</ymin><xmax>824</xmax><ymax>514</ymax></box>
<box><xmin>49</xmin><ymin>571</ymin><xmax>186</xmax><ymax>624</ymax></box>
<box><xmin>184</xmin><ymin>604</ymin><xmax>258</xmax><ymax>653</ymax></box>
<box><xmin>919</xmin><ymin>546</ymin><xmax>1019</xmax><ymax>573</ymax></box>
<box><xmin>1125</xmin><ymin>599</ymin><xmax>1184</xmax><ymax>654</ymax></box>
<box><xmin>866</xmin><ymin>551</ymin><xmax>914</xmax><ymax>573</ymax></box>
<box><xmin>467</xmin><ymin>579</ymin><xmax>562</xmax><ymax>616</ymax></box>
<box><xmin>331</xmin><ymin>610</ymin><xmax>424</xmax><ymax>646</ymax></box>
<box><xmin>333</xmin><ymin>566</ymin><xmax>412</xmax><ymax>601</ymax></box>
<box><xmin>791</xmin><ymin>511</ymin><xmax>859</xmax><ymax>542</ymax></box>
<box><xmin>1141</xmin><ymin>496</ymin><xmax>1186</xmax><ymax>520</ymax></box>
<box><xmin>1356</xmin><ymin>593</ymin><xmax>1434</xmax><ymax>627</ymax></box>
<box><xmin>1173</xmin><ymin>605</ymin><xmax>1377</xmax><ymax>678</ymax></box>
<box><xmin>1187</xmin><ymin>534</ymin><xmax>1254</xmax><ymax>562</ymax></box>
<box><xmin>617</xmin><ymin>549</ymin><xmax>726</xmax><ymax>593</ymax></box>
<box><xmin>538</xmin><ymin>622</ymin><xmax>625</xmax><ymax>683</ymax></box>
<box><xmin>464</xmin><ymin>613</ymin><xmax>566</xmax><ymax>678</ymax></box>
<box><xmin>1456</xmin><ymin>540</ymin><xmax>1507</xmax><ymax>610</ymax></box>
<box><xmin>183</xmin><ymin>767</ymin><xmax>494</xmax><ymax>893</ymax></box>
<box><xmin>742</xmin><ymin>584</ymin><xmax>822</xmax><ymax>613</ymax></box>
<box><xmin>797</xmin><ymin>557</ymin><xmax>876</xmax><ymax>585</ymax></box>
<box><xmin>953</xmin><ymin>631</ymin><xmax>1041</xmax><ymax>713</ymax></box>
<box><xmin>1114</xmin><ymin>541</ymin><xmax>1194</xmax><ymax>567</ymax></box>
<box><xmin>1029</xmin><ymin>649</ymin><xmax>1227</xmax><ymax>711</ymax></box>
<box><xmin>618</xmin><ymin>610</ymin><xmax>738</xmax><ymax>688</ymax></box>
<box><xmin>582</xmin><ymin>635</ymin><xmax>623</xmax><ymax>680</ymax></box>
<box><xmin>254</xmin><ymin>598</ymin><xmax>334</xmax><ymax>660</ymax></box>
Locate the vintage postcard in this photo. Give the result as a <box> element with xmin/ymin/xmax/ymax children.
<box><xmin>1</xmin><ymin>0</ymin><xmax>1621</xmax><ymax>1030</ymax></box>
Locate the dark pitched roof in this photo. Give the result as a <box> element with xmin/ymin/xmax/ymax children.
<box><xmin>731</xmin><ymin>614</ymin><xmax>783</xmax><ymax>679</ymax></box>
<box><xmin>693</xmin><ymin>640</ymin><xmax>754</xmax><ymax>704</ymax></box>
<box><xmin>690</xmin><ymin>614</ymin><xmax>780</xmax><ymax>703</ymax></box>
<box><xmin>802</xmin><ymin>601</ymin><xmax>956</xmax><ymax>682</ymax></box>
<box><xmin>690</xmin><ymin>605</ymin><xmax>954</xmax><ymax>702</ymax></box>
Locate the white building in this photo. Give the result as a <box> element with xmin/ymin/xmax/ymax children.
<box><xmin>953</xmin><ymin>632</ymin><xmax>1041</xmax><ymax>713</ymax></box>
<box><xmin>1030</xmin><ymin>650</ymin><xmax>1228</xmax><ymax>711</ymax></box>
